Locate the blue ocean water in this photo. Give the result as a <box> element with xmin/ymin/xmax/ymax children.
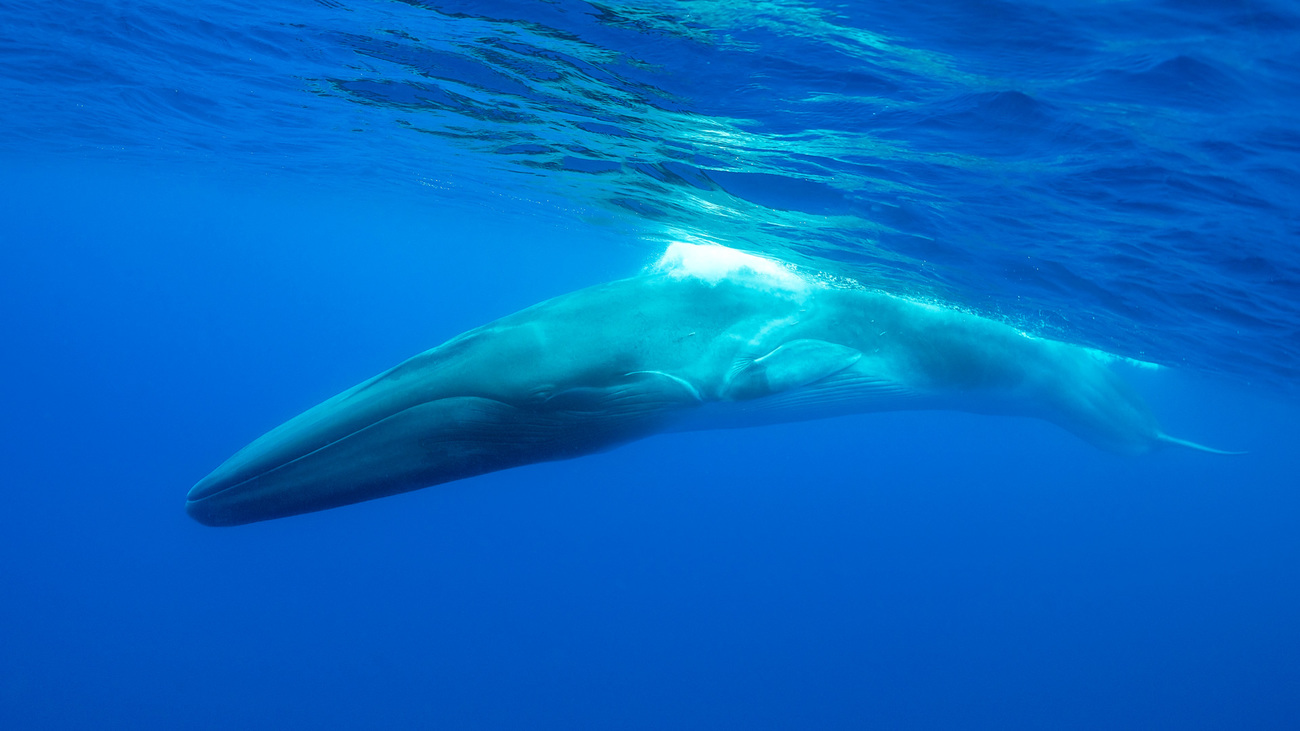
<box><xmin>1</xmin><ymin>0</ymin><xmax>1298</xmax><ymax>728</ymax></box>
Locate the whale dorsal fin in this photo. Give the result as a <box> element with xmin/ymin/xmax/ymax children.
<box><xmin>723</xmin><ymin>339</ymin><xmax>862</xmax><ymax>401</ymax></box>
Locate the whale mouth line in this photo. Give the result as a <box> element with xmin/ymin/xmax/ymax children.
<box><xmin>185</xmin><ymin>395</ymin><xmax>516</xmax><ymax>505</ymax></box>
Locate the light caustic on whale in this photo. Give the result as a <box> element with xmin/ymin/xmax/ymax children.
<box><xmin>186</xmin><ymin>243</ymin><xmax>1235</xmax><ymax>526</ymax></box>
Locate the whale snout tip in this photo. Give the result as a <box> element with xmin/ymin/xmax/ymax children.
<box><xmin>185</xmin><ymin>472</ymin><xmax>246</xmax><ymax>527</ymax></box>
<box><xmin>185</xmin><ymin>493</ymin><xmax>226</xmax><ymax>527</ymax></box>
<box><xmin>187</xmin><ymin>470</ymin><xmax>233</xmax><ymax>503</ymax></box>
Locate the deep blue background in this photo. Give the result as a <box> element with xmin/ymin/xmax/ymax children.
<box><xmin>2</xmin><ymin>0</ymin><xmax>1300</xmax><ymax>728</ymax></box>
<box><xmin>2</xmin><ymin>160</ymin><xmax>1297</xmax><ymax>730</ymax></box>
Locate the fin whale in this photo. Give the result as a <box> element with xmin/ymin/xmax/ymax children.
<box><xmin>186</xmin><ymin>243</ymin><xmax>1233</xmax><ymax>526</ymax></box>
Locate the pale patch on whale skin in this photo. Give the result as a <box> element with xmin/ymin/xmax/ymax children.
<box><xmin>653</xmin><ymin>241</ymin><xmax>812</xmax><ymax>296</ymax></box>
<box><xmin>186</xmin><ymin>243</ymin><xmax>1237</xmax><ymax>527</ymax></box>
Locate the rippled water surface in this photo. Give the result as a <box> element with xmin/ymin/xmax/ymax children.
<box><xmin>4</xmin><ymin>0</ymin><xmax>1298</xmax><ymax>385</ymax></box>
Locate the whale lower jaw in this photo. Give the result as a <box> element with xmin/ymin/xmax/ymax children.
<box><xmin>187</xmin><ymin>372</ymin><xmax>708</xmax><ymax>526</ymax></box>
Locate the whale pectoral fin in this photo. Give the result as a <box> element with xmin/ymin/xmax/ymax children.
<box><xmin>723</xmin><ymin>339</ymin><xmax>863</xmax><ymax>401</ymax></box>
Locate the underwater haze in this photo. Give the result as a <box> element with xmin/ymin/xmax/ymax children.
<box><xmin>2</xmin><ymin>0</ymin><xmax>1299</xmax><ymax>728</ymax></box>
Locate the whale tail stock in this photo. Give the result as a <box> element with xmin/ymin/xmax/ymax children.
<box><xmin>1157</xmin><ymin>432</ymin><xmax>1247</xmax><ymax>455</ymax></box>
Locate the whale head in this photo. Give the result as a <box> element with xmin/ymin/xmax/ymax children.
<box><xmin>185</xmin><ymin>319</ymin><xmax>699</xmax><ymax>526</ymax></box>
<box><xmin>185</xmin><ymin>391</ymin><xmax>550</xmax><ymax>527</ymax></box>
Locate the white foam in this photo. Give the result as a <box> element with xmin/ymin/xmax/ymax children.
<box><xmin>1083</xmin><ymin>347</ymin><xmax>1162</xmax><ymax>370</ymax></box>
<box><xmin>651</xmin><ymin>242</ymin><xmax>811</xmax><ymax>295</ymax></box>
